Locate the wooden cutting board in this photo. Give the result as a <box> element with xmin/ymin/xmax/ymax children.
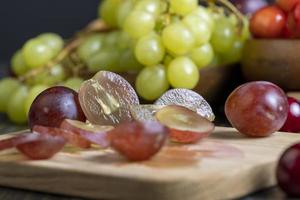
<box><xmin>0</xmin><ymin>126</ymin><xmax>299</xmax><ymax>200</ymax></box>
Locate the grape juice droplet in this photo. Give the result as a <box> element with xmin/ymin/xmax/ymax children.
<box><xmin>78</xmin><ymin>71</ymin><xmax>139</xmax><ymax>125</ymax></box>
<box><xmin>225</xmin><ymin>81</ymin><xmax>288</xmax><ymax>137</ymax></box>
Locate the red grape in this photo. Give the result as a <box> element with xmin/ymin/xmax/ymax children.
<box><xmin>280</xmin><ymin>97</ymin><xmax>300</xmax><ymax>132</ymax></box>
<box><xmin>225</xmin><ymin>81</ymin><xmax>288</xmax><ymax>137</ymax></box>
<box><xmin>230</xmin><ymin>0</ymin><xmax>267</xmax><ymax>15</ymax></box>
<box><xmin>109</xmin><ymin>121</ymin><xmax>169</xmax><ymax>161</ymax></box>
<box><xmin>277</xmin><ymin>143</ymin><xmax>300</xmax><ymax>197</ymax></box>
<box><xmin>28</xmin><ymin>86</ymin><xmax>86</xmax><ymax>130</ymax></box>
<box><xmin>250</xmin><ymin>5</ymin><xmax>286</xmax><ymax>38</ymax></box>
<box><xmin>277</xmin><ymin>0</ymin><xmax>300</xmax><ymax>11</ymax></box>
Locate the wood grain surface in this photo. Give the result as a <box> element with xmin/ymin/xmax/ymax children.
<box><xmin>0</xmin><ymin>127</ymin><xmax>298</xmax><ymax>200</ymax></box>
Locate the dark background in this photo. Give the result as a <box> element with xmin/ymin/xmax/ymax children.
<box><xmin>0</xmin><ymin>0</ymin><xmax>100</xmax><ymax>62</ymax></box>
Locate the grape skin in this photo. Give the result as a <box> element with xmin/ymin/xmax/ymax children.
<box><xmin>135</xmin><ymin>32</ymin><xmax>165</xmax><ymax>66</ymax></box>
<box><xmin>167</xmin><ymin>57</ymin><xmax>199</xmax><ymax>89</ymax></box>
<box><xmin>136</xmin><ymin>65</ymin><xmax>169</xmax><ymax>100</ymax></box>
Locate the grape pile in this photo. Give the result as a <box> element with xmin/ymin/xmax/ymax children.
<box><xmin>0</xmin><ymin>0</ymin><xmax>248</xmax><ymax>124</ymax></box>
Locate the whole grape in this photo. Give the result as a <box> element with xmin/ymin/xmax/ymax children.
<box><xmin>0</xmin><ymin>78</ymin><xmax>20</xmax><ymax>112</ymax></box>
<box><xmin>225</xmin><ymin>81</ymin><xmax>288</xmax><ymax>137</ymax></box>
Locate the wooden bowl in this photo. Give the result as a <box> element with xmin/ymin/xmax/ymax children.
<box><xmin>120</xmin><ymin>65</ymin><xmax>235</xmax><ymax>104</ymax></box>
<box><xmin>241</xmin><ymin>39</ymin><xmax>300</xmax><ymax>90</ymax></box>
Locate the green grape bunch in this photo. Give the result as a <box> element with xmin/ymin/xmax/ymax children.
<box><xmin>95</xmin><ymin>0</ymin><xmax>250</xmax><ymax>101</ymax></box>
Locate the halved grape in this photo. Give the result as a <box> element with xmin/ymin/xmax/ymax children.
<box><xmin>156</xmin><ymin>105</ymin><xmax>215</xmax><ymax>143</ymax></box>
<box><xmin>78</xmin><ymin>71</ymin><xmax>139</xmax><ymax>126</ymax></box>
<box><xmin>155</xmin><ymin>88</ymin><xmax>215</xmax><ymax>121</ymax></box>
<box><xmin>109</xmin><ymin>121</ymin><xmax>169</xmax><ymax>161</ymax></box>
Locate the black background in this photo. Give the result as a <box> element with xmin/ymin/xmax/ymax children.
<box><xmin>0</xmin><ymin>0</ymin><xmax>99</xmax><ymax>61</ymax></box>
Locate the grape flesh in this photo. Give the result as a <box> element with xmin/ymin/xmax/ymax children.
<box><xmin>110</xmin><ymin>121</ymin><xmax>169</xmax><ymax>161</ymax></box>
<box><xmin>167</xmin><ymin>57</ymin><xmax>199</xmax><ymax>89</ymax></box>
<box><xmin>28</xmin><ymin>86</ymin><xmax>86</xmax><ymax>129</ymax></box>
<box><xmin>225</xmin><ymin>81</ymin><xmax>288</xmax><ymax>137</ymax></box>
<box><xmin>136</xmin><ymin>65</ymin><xmax>169</xmax><ymax>100</ymax></box>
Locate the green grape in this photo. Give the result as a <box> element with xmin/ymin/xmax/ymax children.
<box><xmin>118</xmin><ymin>31</ymin><xmax>133</xmax><ymax>49</ymax></box>
<box><xmin>7</xmin><ymin>85</ymin><xmax>28</xmax><ymax>124</ymax></box>
<box><xmin>124</xmin><ymin>10</ymin><xmax>155</xmax><ymax>39</ymax></box>
<box><xmin>163</xmin><ymin>55</ymin><xmax>173</xmax><ymax>67</ymax></box>
<box><xmin>191</xmin><ymin>6</ymin><xmax>215</xmax><ymax>31</ymax></box>
<box><xmin>183</xmin><ymin>14</ymin><xmax>212</xmax><ymax>46</ymax></box>
<box><xmin>25</xmin><ymin>85</ymin><xmax>48</xmax><ymax>115</ymax></box>
<box><xmin>220</xmin><ymin>38</ymin><xmax>244</xmax><ymax>65</ymax></box>
<box><xmin>63</xmin><ymin>77</ymin><xmax>84</xmax><ymax>92</ymax></box>
<box><xmin>119</xmin><ymin>49</ymin><xmax>143</xmax><ymax>72</ymax></box>
<box><xmin>167</xmin><ymin>56</ymin><xmax>199</xmax><ymax>89</ymax></box>
<box><xmin>189</xmin><ymin>43</ymin><xmax>214</xmax><ymax>69</ymax></box>
<box><xmin>209</xmin><ymin>54</ymin><xmax>222</xmax><ymax>67</ymax></box>
<box><xmin>135</xmin><ymin>0</ymin><xmax>161</xmax><ymax>18</ymax></box>
<box><xmin>87</xmin><ymin>49</ymin><xmax>120</xmax><ymax>72</ymax></box>
<box><xmin>38</xmin><ymin>33</ymin><xmax>64</xmax><ymax>56</ymax></box>
<box><xmin>78</xmin><ymin>34</ymin><xmax>104</xmax><ymax>62</ymax></box>
<box><xmin>117</xmin><ymin>0</ymin><xmax>135</xmax><ymax>27</ymax></box>
<box><xmin>99</xmin><ymin>0</ymin><xmax>122</xmax><ymax>28</ymax></box>
<box><xmin>11</xmin><ymin>50</ymin><xmax>29</xmax><ymax>76</ymax></box>
<box><xmin>162</xmin><ymin>22</ymin><xmax>195</xmax><ymax>56</ymax></box>
<box><xmin>170</xmin><ymin>0</ymin><xmax>198</xmax><ymax>16</ymax></box>
<box><xmin>33</xmin><ymin>64</ymin><xmax>66</xmax><ymax>85</ymax></box>
<box><xmin>241</xmin><ymin>17</ymin><xmax>250</xmax><ymax>41</ymax></box>
<box><xmin>211</xmin><ymin>17</ymin><xmax>235</xmax><ymax>54</ymax></box>
<box><xmin>0</xmin><ymin>78</ymin><xmax>21</xmax><ymax>112</ymax></box>
<box><xmin>135</xmin><ymin>32</ymin><xmax>165</xmax><ymax>66</ymax></box>
<box><xmin>103</xmin><ymin>31</ymin><xmax>121</xmax><ymax>47</ymax></box>
<box><xmin>23</xmin><ymin>38</ymin><xmax>54</xmax><ymax>68</ymax></box>
<box><xmin>136</xmin><ymin>65</ymin><xmax>169</xmax><ymax>101</ymax></box>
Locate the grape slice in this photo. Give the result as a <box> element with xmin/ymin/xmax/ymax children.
<box><xmin>155</xmin><ymin>105</ymin><xmax>215</xmax><ymax>144</ymax></box>
<box><xmin>60</xmin><ymin>119</ymin><xmax>113</xmax><ymax>148</ymax></box>
<box><xmin>109</xmin><ymin>121</ymin><xmax>169</xmax><ymax>161</ymax></box>
<box><xmin>0</xmin><ymin>132</ymin><xmax>37</xmax><ymax>151</ymax></box>
<box><xmin>129</xmin><ymin>104</ymin><xmax>164</xmax><ymax>122</ymax></box>
<box><xmin>16</xmin><ymin>133</ymin><xmax>66</xmax><ymax>160</ymax></box>
<box><xmin>155</xmin><ymin>89</ymin><xmax>215</xmax><ymax>121</ymax></box>
<box><xmin>78</xmin><ymin>71</ymin><xmax>140</xmax><ymax>126</ymax></box>
<box><xmin>33</xmin><ymin>125</ymin><xmax>91</xmax><ymax>149</ymax></box>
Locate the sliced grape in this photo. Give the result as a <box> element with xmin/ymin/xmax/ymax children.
<box><xmin>78</xmin><ymin>71</ymin><xmax>139</xmax><ymax>126</ymax></box>
<box><xmin>33</xmin><ymin>125</ymin><xmax>90</xmax><ymax>149</ymax></box>
<box><xmin>0</xmin><ymin>132</ymin><xmax>32</xmax><ymax>151</ymax></box>
<box><xmin>129</xmin><ymin>105</ymin><xmax>164</xmax><ymax>122</ymax></box>
<box><xmin>109</xmin><ymin>121</ymin><xmax>169</xmax><ymax>161</ymax></box>
<box><xmin>60</xmin><ymin>119</ymin><xmax>113</xmax><ymax>148</ymax></box>
<box><xmin>155</xmin><ymin>88</ymin><xmax>215</xmax><ymax>121</ymax></box>
<box><xmin>16</xmin><ymin>133</ymin><xmax>66</xmax><ymax>160</ymax></box>
<box><xmin>155</xmin><ymin>105</ymin><xmax>214</xmax><ymax>143</ymax></box>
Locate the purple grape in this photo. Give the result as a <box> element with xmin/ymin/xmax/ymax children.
<box><xmin>230</xmin><ymin>0</ymin><xmax>268</xmax><ymax>15</ymax></box>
